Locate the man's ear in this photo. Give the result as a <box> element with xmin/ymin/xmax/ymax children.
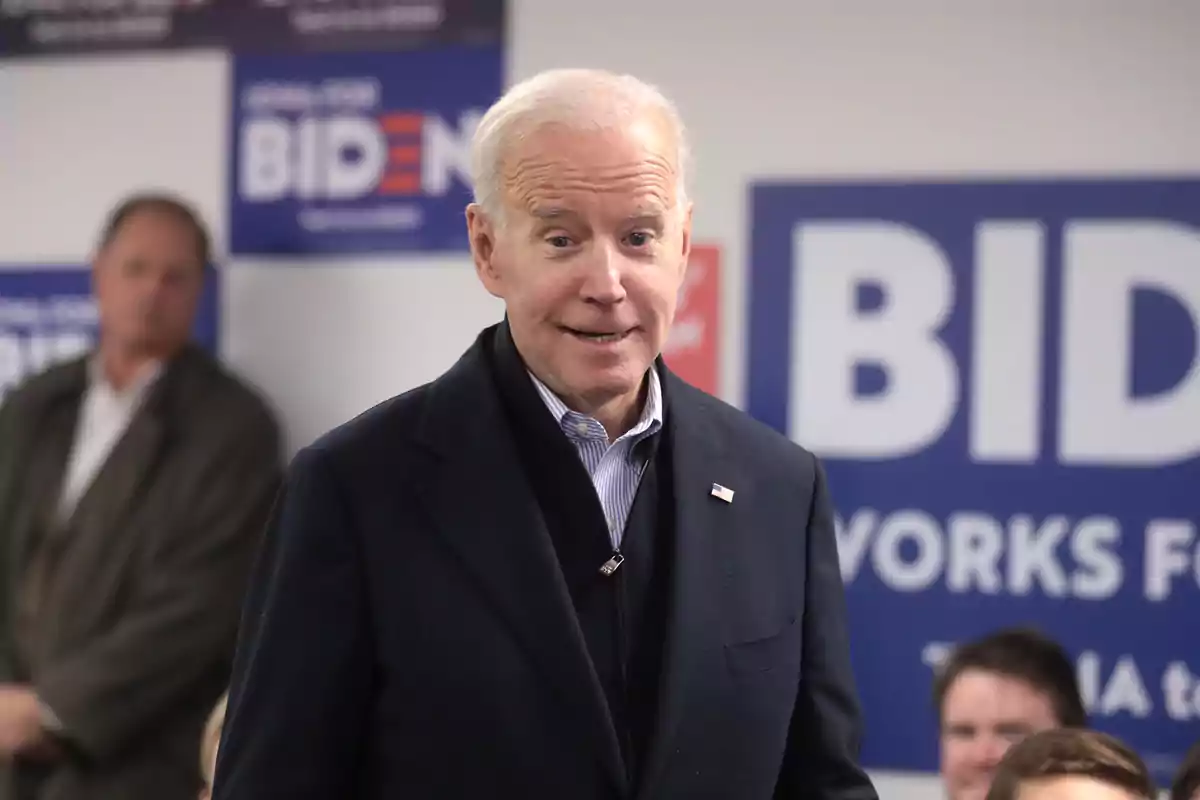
<box><xmin>678</xmin><ymin>200</ymin><xmax>694</xmax><ymax>277</ymax></box>
<box><xmin>466</xmin><ymin>204</ymin><xmax>503</xmax><ymax>298</ymax></box>
<box><xmin>680</xmin><ymin>200</ymin><xmax>694</xmax><ymax>260</ymax></box>
<box><xmin>90</xmin><ymin>247</ymin><xmax>108</xmax><ymax>302</ymax></box>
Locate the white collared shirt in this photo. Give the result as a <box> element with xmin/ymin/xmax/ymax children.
<box><xmin>527</xmin><ymin>369</ymin><xmax>664</xmax><ymax>550</ymax></box>
<box><xmin>57</xmin><ymin>358</ymin><xmax>163</xmax><ymax>522</ymax></box>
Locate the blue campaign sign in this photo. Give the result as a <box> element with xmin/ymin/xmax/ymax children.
<box><xmin>747</xmin><ymin>178</ymin><xmax>1200</xmax><ymax>782</ymax></box>
<box><xmin>228</xmin><ymin>45</ymin><xmax>502</xmax><ymax>256</ymax></box>
<box><xmin>0</xmin><ymin>266</ymin><xmax>220</xmax><ymax>401</ymax></box>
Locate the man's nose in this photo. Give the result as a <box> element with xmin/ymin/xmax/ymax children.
<box><xmin>579</xmin><ymin>244</ymin><xmax>627</xmax><ymax>304</ymax></box>
<box><xmin>969</xmin><ymin>735</ymin><xmax>1009</xmax><ymax>769</ymax></box>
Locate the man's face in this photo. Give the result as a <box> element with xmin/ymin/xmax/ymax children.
<box><xmin>940</xmin><ymin>669</ymin><xmax>1061</xmax><ymax>800</ymax></box>
<box><xmin>94</xmin><ymin>209</ymin><xmax>204</xmax><ymax>359</ymax></box>
<box><xmin>1017</xmin><ymin>776</ymin><xmax>1145</xmax><ymax>800</ymax></box>
<box><xmin>467</xmin><ymin>118</ymin><xmax>692</xmax><ymax>417</ymax></box>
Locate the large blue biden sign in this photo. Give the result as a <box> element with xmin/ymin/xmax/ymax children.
<box><xmin>748</xmin><ymin>178</ymin><xmax>1200</xmax><ymax>782</ymax></box>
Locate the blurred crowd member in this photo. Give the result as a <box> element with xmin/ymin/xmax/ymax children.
<box><xmin>197</xmin><ymin>692</ymin><xmax>227</xmax><ymax>800</ymax></box>
<box><xmin>0</xmin><ymin>192</ymin><xmax>283</xmax><ymax>800</ymax></box>
<box><xmin>935</xmin><ymin>627</ymin><xmax>1087</xmax><ymax>800</ymax></box>
<box><xmin>1172</xmin><ymin>740</ymin><xmax>1200</xmax><ymax>800</ymax></box>
<box><xmin>985</xmin><ymin>728</ymin><xmax>1156</xmax><ymax>800</ymax></box>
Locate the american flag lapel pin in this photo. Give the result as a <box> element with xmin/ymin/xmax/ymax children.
<box><xmin>710</xmin><ymin>483</ymin><xmax>735</xmax><ymax>503</ymax></box>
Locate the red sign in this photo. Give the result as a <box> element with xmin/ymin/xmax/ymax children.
<box><xmin>663</xmin><ymin>244</ymin><xmax>720</xmax><ymax>395</ymax></box>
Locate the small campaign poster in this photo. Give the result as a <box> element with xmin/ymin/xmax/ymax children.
<box><xmin>228</xmin><ymin>45</ymin><xmax>502</xmax><ymax>256</ymax></box>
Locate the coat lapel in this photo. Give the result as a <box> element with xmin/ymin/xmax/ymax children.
<box><xmin>639</xmin><ymin>371</ymin><xmax>745</xmax><ymax>797</ymax></box>
<box><xmin>62</xmin><ymin>367</ymin><xmax>172</xmax><ymax>542</ymax></box>
<box><xmin>412</xmin><ymin>331</ymin><xmax>627</xmax><ymax>794</ymax></box>
<box><xmin>65</xmin><ymin>409</ymin><xmax>164</xmax><ymax>540</ymax></box>
<box><xmin>5</xmin><ymin>363</ymin><xmax>87</xmax><ymax>577</ymax></box>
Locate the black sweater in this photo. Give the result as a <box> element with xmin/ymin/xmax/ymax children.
<box><xmin>486</xmin><ymin>325</ymin><xmax>677</xmax><ymax>789</ymax></box>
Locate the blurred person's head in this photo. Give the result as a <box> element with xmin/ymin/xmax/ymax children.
<box><xmin>1171</xmin><ymin>740</ymin><xmax>1200</xmax><ymax>800</ymax></box>
<box><xmin>936</xmin><ymin>628</ymin><xmax>1087</xmax><ymax>800</ymax></box>
<box><xmin>93</xmin><ymin>192</ymin><xmax>210</xmax><ymax>376</ymax></box>
<box><xmin>465</xmin><ymin>68</ymin><xmax>693</xmax><ymax>436</ymax></box>
<box><xmin>198</xmin><ymin>691</ymin><xmax>227</xmax><ymax>800</ymax></box>
<box><xmin>985</xmin><ymin>728</ymin><xmax>1155</xmax><ymax>800</ymax></box>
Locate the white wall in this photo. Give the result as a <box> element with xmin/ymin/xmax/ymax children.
<box><xmin>4</xmin><ymin>2</ymin><xmax>1199</xmax><ymax>796</ymax></box>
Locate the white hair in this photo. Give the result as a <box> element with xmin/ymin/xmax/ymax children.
<box><xmin>469</xmin><ymin>68</ymin><xmax>691</xmax><ymax>222</ymax></box>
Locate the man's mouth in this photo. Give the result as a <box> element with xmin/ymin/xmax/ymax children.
<box><xmin>561</xmin><ymin>326</ymin><xmax>634</xmax><ymax>344</ymax></box>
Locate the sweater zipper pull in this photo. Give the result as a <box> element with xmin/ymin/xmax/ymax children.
<box><xmin>599</xmin><ymin>549</ymin><xmax>624</xmax><ymax>577</ymax></box>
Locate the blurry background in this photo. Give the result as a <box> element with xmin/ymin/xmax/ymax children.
<box><xmin>3</xmin><ymin>1</ymin><xmax>1199</xmax><ymax>796</ymax></box>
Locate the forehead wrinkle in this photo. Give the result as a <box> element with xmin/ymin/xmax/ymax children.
<box><xmin>511</xmin><ymin>180</ymin><xmax>675</xmax><ymax>217</ymax></box>
<box><xmin>508</xmin><ymin>158</ymin><xmax>675</xmax><ymax>188</ymax></box>
<box><xmin>502</xmin><ymin>144</ymin><xmax>680</xmax><ymax>210</ymax></box>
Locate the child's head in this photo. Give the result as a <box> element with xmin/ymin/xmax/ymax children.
<box><xmin>198</xmin><ymin>692</ymin><xmax>228</xmax><ymax>800</ymax></box>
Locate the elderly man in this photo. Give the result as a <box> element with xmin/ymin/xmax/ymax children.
<box><xmin>0</xmin><ymin>193</ymin><xmax>282</xmax><ymax>800</ymax></box>
<box><xmin>213</xmin><ymin>68</ymin><xmax>878</xmax><ymax>800</ymax></box>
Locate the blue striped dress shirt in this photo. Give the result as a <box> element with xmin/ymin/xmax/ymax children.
<box><xmin>527</xmin><ymin>369</ymin><xmax>664</xmax><ymax>550</ymax></box>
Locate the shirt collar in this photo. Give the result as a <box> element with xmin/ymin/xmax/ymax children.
<box><xmin>87</xmin><ymin>355</ymin><xmax>164</xmax><ymax>400</ymax></box>
<box><xmin>527</xmin><ymin>367</ymin><xmax>664</xmax><ymax>445</ymax></box>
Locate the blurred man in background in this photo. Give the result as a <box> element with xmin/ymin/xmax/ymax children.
<box><xmin>213</xmin><ymin>68</ymin><xmax>877</xmax><ymax>800</ymax></box>
<box><xmin>984</xmin><ymin>728</ymin><xmax>1155</xmax><ymax>800</ymax></box>
<box><xmin>935</xmin><ymin>628</ymin><xmax>1087</xmax><ymax>800</ymax></box>
<box><xmin>0</xmin><ymin>193</ymin><xmax>282</xmax><ymax>800</ymax></box>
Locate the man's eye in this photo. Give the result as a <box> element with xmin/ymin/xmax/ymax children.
<box><xmin>547</xmin><ymin>236</ymin><xmax>572</xmax><ymax>248</ymax></box>
<box><xmin>627</xmin><ymin>232</ymin><xmax>651</xmax><ymax>247</ymax></box>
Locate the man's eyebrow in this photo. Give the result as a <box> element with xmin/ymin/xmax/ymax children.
<box><xmin>529</xmin><ymin>206</ymin><xmax>576</xmax><ymax>221</ymax></box>
<box><xmin>627</xmin><ymin>212</ymin><xmax>667</xmax><ymax>228</ymax></box>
